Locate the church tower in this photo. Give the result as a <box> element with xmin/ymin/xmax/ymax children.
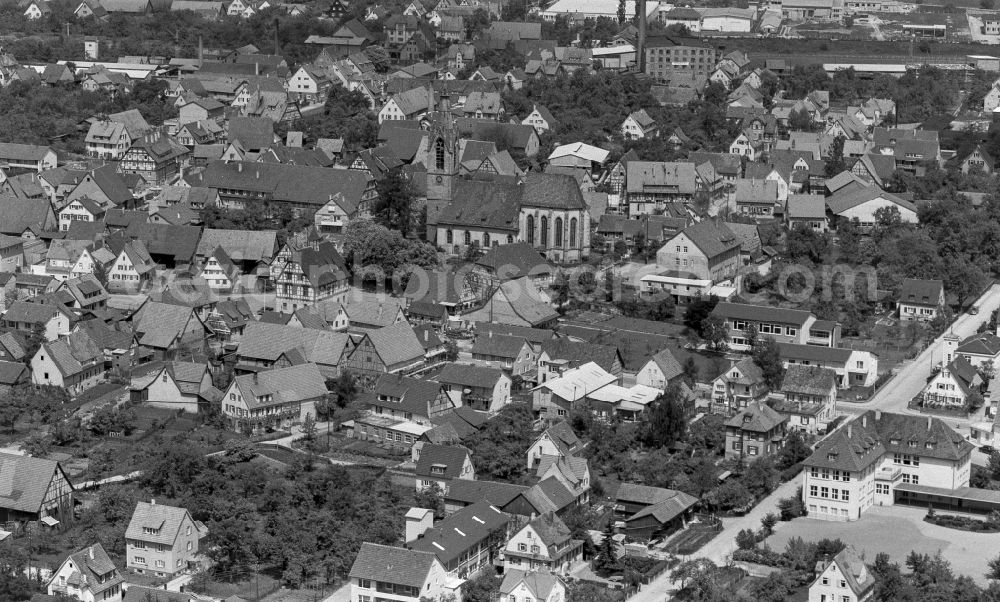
<box><xmin>425</xmin><ymin>82</ymin><xmax>460</xmax><ymax>241</ymax></box>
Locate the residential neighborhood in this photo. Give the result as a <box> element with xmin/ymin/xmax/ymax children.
<box><xmin>2</xmin><ymin>1</ymin><xmax>1000</xmax><ymax>602</ymax></box>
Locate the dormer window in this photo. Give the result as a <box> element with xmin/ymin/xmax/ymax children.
<box><xmin>142</xmin><ymin>527</ymin><xmax>160</xmax><ymax>536</ymax></box>
<box><xmin>908</xmin><ymin>440</ymin><xmax>917</xmax><ymax>448</ymax></box>
<box><xmin>430</xmin><ymin>464</ymin><xmax>446</xmax><ymax>475</ymax></box>
<box><xmin>889</xmin><ymin>438</ymin><xmax>900</xmax><ymax>445</ymax></box>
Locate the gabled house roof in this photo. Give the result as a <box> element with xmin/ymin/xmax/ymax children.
<box><xmin>232</xmin><ymin>363</ymin><xmax>327</xmax><ymax>409</ymax></box>
<box><xmin>132</xmin><ymin>301</ymin><xmax>203</xmax><ymax>350</ymax></box>
<box><xmin>414</xmin><ymin>443</ymin><xmax>471</xmax><ymax>479</ymax></box>
<box><xmin>898</xmin><ymin>278</ymin><xmax>943</xmax><ymax>306</ymax></box>
<box><xmin>50</xmin><ymin>543</ymin><xmax>123</xmax><ymax>598</ymax></box>
<box><xmin>434</xmin><ymin>362</ymin><xmax>504</xmax><ymax>390</ymax></box>
<box><xmin>826</xmin><ymin>186</ymin><xmax>917</xmax><ymax>215</ymax></box>
<box><xmin>813</xmin><ymin>548</ymin><xmax>876</xmax><ymax>597</ymax></box>
<box><xmin>349</xmin><ymin>543</ymin><xmax>437</xmax><ymax>588</ymax></box>
<box><xmin>362</xmin><ymin>321</ymin><xmax>426</xmax><ymax>368</ymax></box>
<box><xmin>500</xmin><ymin>570</ymin><xmax>564</xmax><ymax>600</ymax></box>
<box><xmin>0</xmin><ymin>452</ymin><xmax>72</xmax><ymax>514</ymax></box>
<box><xmin>124</xmin><ymin>501</ymin><xmax>204</xmax><ymax>545</ymax></box>
<box><xmin>409</xmin><ymin>500</ymin><xmax>508</xmax><ymax>566</ymax></box>
<box><xmin>781</xmin><ymin>364</ymin><xmax>836</xmax><ymax>396</ymax></box>
<box><xmin>471</xmin><ymin>332</ymin><xmax>529</xmax><ymax>359</ymax></box>
<box><xmin>724</xmin><ymin>402</ymin><xmax>785</xmax><ymax>432</ymax></box>
<box><xmin>370</xmin><ymin>373</ymin><xmax>444</xmax><ymax>417</ymax></box>
<box><xmin>670</xmin><ymin>218</ymin><xmax>740</xmax><ymax>260</ymax></box>
<box><xmin>475</xmin><ymin>242</ymin><xmax>554</xmax><ymax>279</ymax></box>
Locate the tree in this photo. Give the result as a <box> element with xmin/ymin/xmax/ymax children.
<box><xmin>684</xmin><ymin>294</ymin><xmax>719</xmax><ymax>333</ymax></box>
<box><xmin>776</xmin><ymin>429</ymin><xmax>811</xmax><ymax>470</ymax></box>
<box><xmin>989</xmin><ymin>451</ymin><xmax>1000</xmax><ymax>480</ymax></box>
<box><xmin>760</xmin><ymin>512</ymin><xmax>778</xmax><ymax>536</ymax></box>
<box><xmin>735</xmin><ymin>528</ymin><xmax>757</xmax><ymax>550</ymax></box>
<box><xmin>701</xmin><ymin>314</ymin><xmax>729</xmax><ymax>352</ymax></box>
<box><xmin>944</xmin><ymin>255</ymin><xmax>987</xmax><ymax>309</ymax></box>
<box><xmin>594</xmin><ymin>521</ymin><xmax>619</xmax><ymax>573</ymax></box>
<box><xmin>373</xmin><ymin>168</ymin><xmax>416</xmax><ymax>236</ymax></box>
<box><xmin>789</xmin><ymin>107</ymin><xmax>814</xmax><ymax>131</ymax></box>
<box><xmin>93</xmin><ymin>259</ymin><xmax>109</xmax><ymax>288</ymax></box>
<box><xmin>444</xmin><ymin>339</ymin><xmax>459</xmax><ymax>362</ymax></box>
<box><xmin>824</xmin><ymin>134</ymin><xmax>846</xmax><ymax>177</ymax></box>
<box><xmin>751</xmin><ymin>336</ymin><xmax>784</xmax><ymax>389</ymax></box>
<box><xmin>744</xmin><ymin>572</ymin><xmax>793</xmax><ymax>602</ymax></box>
<box><xmin>330</xmin><ymin>371</ymin><xmax>359</xmax><ymax>409</ymax></box>
<box><xmin>302</xmin><ymin>413</ymin><xmax>317</xmax><ymax>451</ymax></box>
<box><xmin>465</xmin><ymin>404</ymin><xmax>535</xmax><ymax>480</ymax></box>
<box><xmin>641</xmin><ymin>384</ymin><xmax>687</xmax><ymax>448</ymax></box>
<box><xmin>682</xmin><ymin>356</ymin><xmax>698</xmax><ymax>384</ymax></box>
<box><xmin>617</xmin><ymin>0</ymin><xmax>626</xmax><ymax>23</ymax></box>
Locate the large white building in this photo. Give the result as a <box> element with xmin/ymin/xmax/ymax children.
<box><xmin>801</xmin><ymin>410</ymin><xmax>974</xmax><ymax>522</ymax></box>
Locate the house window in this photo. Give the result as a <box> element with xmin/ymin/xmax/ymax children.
<box><xmin>134</xmin><ymin>557</ymin><xmax>146</xmax><ymax>565</ymax></box>
<box><xmin>483</xmin><ymin>232</ymin><xmax>490</xmax><ymax>247</ymax></box>
<box><xmin>570</xmin><ymin>218</ymin><xmax>577</xmax><ymax>247</ymax></box>
<box><xmin>446</xmin><ymin>230</ymin><xmax>453</xmax><ymax>244</ymax></box>
<box><xmin>540</xmin><ymin>216</ymin><xmax>548</xmax><ymax>246</ymax></box>
<box><xmin>555</xmin><ymin>217</ymin><xmax>563</xmax><ymax>246</ymax></box>
<box><xmin>518</xmin><ymin>543</ymin><xmax>527</xmax><ymax>552</ymax></box>
<box><xmin>526</xmin><ymin>215</ymin><xmax>535</xmax><ymax>244</ymax></box>
<box><xmin>464</xmin><ymin>231</ymin><xmax>471</xmax><ymax>245</ymax></box>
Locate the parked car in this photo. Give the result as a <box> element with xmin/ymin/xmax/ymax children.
<box><xmin>970</xmin><ymin>306</ymin><xmax>980</xmax><ymax>315</ymax></box>
<box><xmin>981</xmin><ymin>444</ymin><xmax>995</xmax><ymax>455</ymax></box>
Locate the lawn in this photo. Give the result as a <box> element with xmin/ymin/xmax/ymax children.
<box><xmin>765</xmin><ymin>506</ymin><xmax>1000</xmax><ymax>584</ymax></box>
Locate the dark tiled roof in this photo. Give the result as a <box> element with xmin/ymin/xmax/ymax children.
<box><xmin>899</xmin><ymin>278</ymin><xmax>943</xmax><ymax>306</ymax></box>
<box><xmin>349</xmin><ymin>543</ymin><xmax>436</xmax><ymax>587</ymax></box>
<box><xmin>370</xmin><ymin>374</ymin><xmax>443</xmax><ymax>418</ymax></box>
<box><xmin>712</xmin><ymin>301</ymin><xmax>815</xmax><ymax>327</ymax></box>
<box><xmin>0</xmin><ymin>452</ymin><xmax>69</xmax><ymax>514</ymax></box>
<box><xmin>475</xmin><ymin>242</ymin><xmax>554</xmax><ymax>278</ymax></box>
<box><xmin>409</xmin><ymin>500</ymin><xmax>509</xmax><ymax>566</ymax></box>
<box><xmin>414</xmin><ymin>443</ymin><xmax>471</xmax><ymax>479</ymax></box>
<box><xmin>445</xmin><ymin>479</ymin><xmax>527</xmax><ymax>506</ymax></box>
<box><xmin>434</xmin><ymin>362</ymin><xmax>504</xmax><ymax>389</ymax></box>
<box><xmin>724</xmin><ymin>402</ymin><xmax>785</xmax><ymax>433</ymax></box>
<box><xmin>675</xmin><ymin>219</ymin><xmax>741</xmax><ymax>259</ymax></box>
<box><xmin>540</xmin><ymin>338</ymin><xmax>619</xmax><ymax>373</ymax></box>
<box><xmin>472</xmin><ymin>332</ymin><xmax>528</xmax><ymax>359</ymax></box>
<box><xmin>780</xmin><ymin>365</ymin><xmax>836</xmax><ymax>396</ymax></box>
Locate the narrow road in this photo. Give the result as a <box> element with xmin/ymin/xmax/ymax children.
<box><xmin>844</xmin><ymin>283</ymin><xmax>1000</xmax><ymax>423</ymax></box>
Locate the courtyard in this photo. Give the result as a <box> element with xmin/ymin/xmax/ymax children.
<box><xmin>765</xmin><ymin>505</ymin><xmax>1000</xmax><ymax>584</ymax></box>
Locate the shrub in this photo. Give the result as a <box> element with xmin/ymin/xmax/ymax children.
<box><xmin>777</xmin><ymin>488</ymin><xmax>807</xmax><ymax>521</ymax></box>
<box><xmin>736</xmin><ymin>528</ymin><xmax>757</xmax><ymax>550</ymax></box>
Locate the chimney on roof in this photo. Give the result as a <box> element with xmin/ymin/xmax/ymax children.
<box><xmin>927</xmin><ymin>415</ymin><xmax>932</xmax><ymax>431</ymax></box>
<box><xmin>151</xmin><ymin>498</ymin><xmax>155</xmax><ymax>505</ymax></box>
<box><xmin>88</xmin><ymin>546</ymin><xmax>94</xmax><ymax>560</ymax></box>
<box><xmin>875</xmin><ymin>409</ymin><xmax>881</xmax><ymax>421</ymax></box>
<box><xmin>847</xmin><ymin>423</ymin><xmax>852</xmax><ymax>439</ymax></box>
<box><xmin>405</xmin><ymin>507</ymin><xmax>434</xmax><ymax>543</ymax></box>
<box><xmin>255</xmin><ymin>62</ymin><xmax>260</xmax><ymax>76</ymax></box>
<box><xmin>424</xmin><ymin>329</ymin><xmax>428</xmax><ymax>342</ymax></box>
<box><xmin>237</xmin><ymin>162</ymin><xmax>243</xmax><ymax>173</ymax></box>
<box><xmin>253</xmin><ymin>372</ymin><xmax>259</xmax><ymax>385</ymax></box>
<box><xmin>198</xmin><ymin>35</ymin><xmax>203</xmax><ymax>62</ymax></box>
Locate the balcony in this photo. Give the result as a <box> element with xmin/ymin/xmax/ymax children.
<box><xmin>875</xmin><ymin>466</ymin><xmax>901</xmax><ymax>482</ymax></box>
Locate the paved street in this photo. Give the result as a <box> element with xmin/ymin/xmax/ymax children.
<box><xmin>627</xmin><ymin>285</ymin><xmax>1000</xmax><ymax>601</ymax></box>
<box><xmin>843</xmin><ymin>283</ymin><xmax>1000</xmax><ymax>426</ymax></box>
